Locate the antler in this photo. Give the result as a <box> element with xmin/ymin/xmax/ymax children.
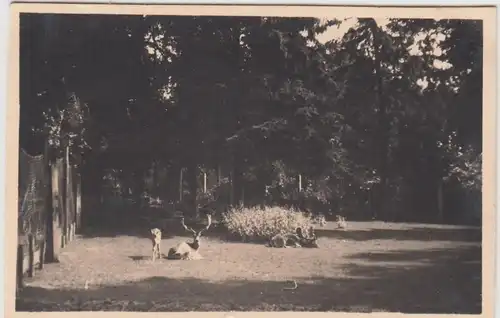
<box><xmin>308</xmin><ymin>226</ymin><xmax>316</xmax><ymax>239</ymax></box>
<box><xmin>199</xmin><ymin>214</ymin><xmax>212</xmax><ymax>234</ymax></box>
<box><xmin>180</xmin><ymin>217</ymin><xmax>197</xmax><ymax>234</ymax></box>
<box><xmin>295</xmin><ymin>227</ymin><xmax>305</xmax><ymax>239</ymax></box>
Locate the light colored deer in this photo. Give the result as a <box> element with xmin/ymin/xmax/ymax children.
<box><xmin>268</xmin><ymin>233</ymin><xmax>302</xmax><ymax>248</ymax></box>
<box><xmin>336</xmin><ymin>215</ymin><xmax>347</xmax><ymax>229</ymax></box>
<box><xmin>167</xmin><ymin>214</ymin><xmax>212</xmax><ymax>260</ymax></box>
<box><xmin>150</xmin><ymin>228</ymin><xmax>162</xmax><ymax>261</ymax></box>
<box><xmin>268</xmin><ymin>226</ymin><xmax>319</xmax><ymax>248</ymax></box>
<box><xmin>314</xmin><ymin>214</ymin><xmax>327</xmax><ymax>227</ymax></box>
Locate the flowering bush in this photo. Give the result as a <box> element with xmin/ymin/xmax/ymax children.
<box><xmin>222</xmin><ymin>205</ymin><xmax>314</xmax><ymax>242</ymax></box>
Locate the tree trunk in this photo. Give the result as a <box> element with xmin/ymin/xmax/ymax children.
<box><xmin>65</xmin><ymin>146</ymin><xmax>71</xmax><ymax>242</ymax></box>
<box><xmin>75</xmin><ymin>173</ymin><xmax>82</xmax><ymax>234</ymax></box>
<box><xmin>179</xmin><ymin>167</ymin><xmax>184</xmax><ymax>202</ymax></box>
<box><xmin>151</xmin><ymin>161</ymin><xmax>158</xmax><ymax>195</ymax></box>
<box><xmin>232</xmin><ymin>155</ymin><xmax>244</xmax><ymax>207</ymax></box>
<box><xmin>61</xmin><ymin>146</ymin><xmax>68</xmax><ymax>247</ymax></box>
<box><xmin>229</xmin><ymin>170</ymin><xmax>234</xmax><ymax>206</ymax></box>
<box><xmin>437</xmin><ymin>180</ymin><xmax>444</xmax><ymax>223</ymax></box>
<box><xmin>80</xmin><ymin>152</ymin><xmax>104</xmax><ymax>228</ymax></box>
<box><xmin>203</xmin><ymin>172</ymin><xmax>207</xmax><ymax>193</ymax></box>
<box><xmin>373</xmin><ymin>25</ymin><xmax>390</xmax><ymax>221</ymax></box>
<box><xmin>132</xmin><ymin>169</ymin><xmax>144</xmax><ymax>208</ymax></box>
<box><xmin>186</xmin><ymin>162</ymin><xmax>198</xmax><ymax>217</ymax></box>
<box><xmin>43</xmin><ymin>142</ymin><xmax>57</xmax><ymax>263</ymax></box>
<box><xmin>217</xmin><ymin>165</ymin><xmax>222</xmax><ymax>185</ymax></box>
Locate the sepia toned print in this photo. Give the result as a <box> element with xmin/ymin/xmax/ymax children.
<box><xmin>6</xmin><ymin>3</ymin><xmax>496</xmax><ymax>315</ymax></box>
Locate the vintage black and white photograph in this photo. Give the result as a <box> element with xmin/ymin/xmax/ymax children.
<box><xmin>11</xmin><ymin>4</ymin><xmax>491</xmax><ymax>314</ymax></box>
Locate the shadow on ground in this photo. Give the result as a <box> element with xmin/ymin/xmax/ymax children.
<box><xmin>315</xmin><ymin>226</ymin><xmax>481</xmax><ymax>242</ymax></box>
<box><xmin>81</xmin><ymin>215</ymin><xmax>481</xmax><ymax>246</ymax></box>
<box><xmin>346</xmin><ymin>246</ymin><xmax>481</xmax><ymax>264</ymax></box>
<box><xmin>16</xmin><ymin>245</ymin><xmax>481</xmax><ymax>313</ymax></box>
<box><xmin>80</xmin><ymin>215</ymin><xmax>231</xmax><ymax>241</ymax></box>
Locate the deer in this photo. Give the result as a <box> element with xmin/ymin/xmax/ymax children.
<box><xmin>315</xmin><ymin>214</ymin><xmax>328</xmax><ymax>227</ymax></box>
<box><xmin>296</xmin><ymin>226</ymin><xmax>319</xmax><ymax>248</ymax></box>
<box><xmin>150</xmin><ymin>228</ymin><xmax>162</xmax><ymax>261</ymax></box>
<box><xmin>336</xmin><ymin>215</ymin><xmax>347</xmax><ymax>229</ymax></box>
<box><xmin>268</xmin><ymin>226</ymin><xmax>319</xmax><ymax>248</ymax></box>
<box><xmin>268</xmin><ymin>232</ymin><xmax>302</xmax><ymax>248</ymax></box>
<box><xmin>167</xmin><ymin>214</ymin><xmax>212</xmax><ymax>260</ymax></box>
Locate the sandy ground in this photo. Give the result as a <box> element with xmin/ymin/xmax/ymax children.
<box><xmin>16</xmin><ymin>221</ymin><xmax>482</xmax><ymax>313</ymax></box>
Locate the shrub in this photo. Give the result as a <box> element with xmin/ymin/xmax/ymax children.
<box><xmin>222</xmin><ymin>205</ymin><xmax>314</xmax><ymax>242</ymax></box>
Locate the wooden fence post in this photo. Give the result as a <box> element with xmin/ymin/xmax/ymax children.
<box><xmin>16</xmin><ymin>243</ymin><xmax>24</xmax><ymax>292</ymax></box>
<box><xmin>27</xmin><ymin>234</ymin><xmax>34</xmax><ymax>277</ymax></box>
<box><xmin>44</xmin><ymin>141</ymin><xmax>57</xmax><ymax>263</ymax></box>
<box><xmin>38</xmin><ymin>239</ymin><xmax>45</xmax><ymax>270</ymax></box>
<box><xmin>16</xmin><ymin>243</ymin><xmax>24</xmax><ymax>294</ymax></box>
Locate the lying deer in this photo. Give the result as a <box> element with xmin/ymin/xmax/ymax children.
<box><xmin>336</xmin><ymin>215</ymin><xmax>347</xmax><ymax>229</ymax></box>
<box><xmin>167</xmin><ymin>214</ymin><xmax>212</xmax><ymax>260</ymax></box>
<box><xmin>296</xmin><ymin>226</ymin><xmax>319</xmax><ymax>248</ymax></box>
<box><xmin>315</xmin><ymin>214</ymin><xmax>328</xmax><ymax>227</ymax></box>
<box><xmin>268</xmin><ymin>232</ymin><xmax>302</xmax><ymax>248</ymax></box>
<box><xmin>268</xmin><ymin>226</ymin><xmax>319</xmax><ymax>248</ymax></box>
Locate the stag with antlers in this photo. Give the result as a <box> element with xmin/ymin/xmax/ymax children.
<box><xmin>167</xmin><ymin>214</ymin><xmax>212</xmax><ymax>260</ymax></box>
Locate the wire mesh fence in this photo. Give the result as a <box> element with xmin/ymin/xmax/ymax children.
<box><xmin>18</xmin><ymin>149</ymin><xmax>48</xmax><ymax>254</ymax></box>
<box><xmin>17</xmin><ymin>145</ymin><xmax>81</xmax><ymax>293</ymax></box>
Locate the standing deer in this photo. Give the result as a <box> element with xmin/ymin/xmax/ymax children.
<box><xmin>167</xmin><ymin>214</ymin><xmax>212</xmax><ymax>260</ymax></box>
<box><xmin>150</xmin><ymin>228</ymin><xmax>162</xmax><ymax>261</ymax></box>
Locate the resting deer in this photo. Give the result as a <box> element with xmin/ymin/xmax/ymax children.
<box><xmin>315</xmin><ymin>214</ymin><xmax>327</xmax><ymax>227</ymax></box>
<box><xmin>296</xmin><ymin>226</ymin><xmax>319</xmax><ymax>248</ymax></box>
<box><xmin>167</xmin><ymin>214</ymin><xmax>212</xmax><ymax>260</ymax></box>
<box><xmin>268</xmin><ymin>233</ymin><xmax>302</xmax><ymax>248</ymax></box>
<box><xmin>336</xmin><ymin>215</ymin><xmax>347</xmax><ymax>229</ymax></box>
<box><xmin>150</xmin><ymin>228</ymin><xmax>162</xmax><ymax>261</ymax></box>
<box><xmin>268</xmin><ymin>226</ymin><xmax>319</xmax><ymax>248</ymax></box>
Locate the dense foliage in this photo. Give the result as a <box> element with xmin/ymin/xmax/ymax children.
<box><xmin>20</xmin><ymin>14</ymin><xmax>482</xmax><ymax>224</ymax></box>
<box><xmin>222</xmin><ymin>206</ymin><xmax>314</xmax><ymax>242</ymax></box>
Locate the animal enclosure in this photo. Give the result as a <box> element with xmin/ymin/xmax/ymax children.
<box><xmin>14</xmin><ymin>10</ymin><xmax>487</xmax><ymax>314</ymax></box>
<box><xmin>17</xmin><ymin>146</ymin><xmax>82</xmax><ymax>293</ymax></box>
<box><xmin>15</xmin><ymin>221</ymin><xmax>481</xmax><ymax>313</ymax></box>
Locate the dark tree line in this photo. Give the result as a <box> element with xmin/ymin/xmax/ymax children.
<box><xmin>19</xmin><ymin>14</ymin><xmax>482</xmax><ymax>224</ymax></box>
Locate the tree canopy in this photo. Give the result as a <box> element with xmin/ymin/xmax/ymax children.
<box><xmin>19</xmin><ymin>14</ymin><xmax>483</xmax><ymax>223</ymax></box>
